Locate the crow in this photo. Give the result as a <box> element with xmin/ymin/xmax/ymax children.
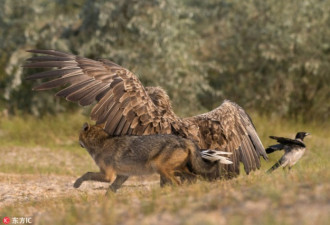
<box><xmin>266</xmin><ymin>132</ymin><xmax>310</xmax><ymax>173</ymax></box>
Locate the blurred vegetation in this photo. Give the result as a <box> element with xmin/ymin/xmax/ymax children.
<box><xmin>0</xmin><ymin>0</ymin><xmax>329</xmax><ymax>121</ymax></box>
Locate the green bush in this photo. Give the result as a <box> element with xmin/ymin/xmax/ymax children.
<box><xmin>0</xmin><ymin>0</ymin><xmax>328</xmax><ymax>121</ymax></box>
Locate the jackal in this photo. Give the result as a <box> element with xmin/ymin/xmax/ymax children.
<box><xmin>73</xmin><ymin>123</ymin><xmax>232</xmax><ymax>192</ymax></box>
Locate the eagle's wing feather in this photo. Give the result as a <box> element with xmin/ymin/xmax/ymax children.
<box><xmin>24</xmin><ymin>50</ymin><xmax>176</xmax><ymax>136</ymax></box>
<box><xmin>184</xmin><ymin>100</ymin><xmax>267</xmax><ymax>175</ymax></box>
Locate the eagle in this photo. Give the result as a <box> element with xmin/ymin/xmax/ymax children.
<box><xmin>24</xmin><ymin>49</ymin><xmax>268</xmax><ymax>179</ymax></box>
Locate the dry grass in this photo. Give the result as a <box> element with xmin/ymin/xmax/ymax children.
<box><xmin>0</xmin><ymin>113</ymin><xmax>329</xmax><ymax>225</ymax></box>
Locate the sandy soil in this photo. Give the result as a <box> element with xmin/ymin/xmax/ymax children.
<box><xmin>0</xmin><ymin>172</ymin><xmax>159</xmax><ymax>209</ymax></box>
<box><xmin>0</xmin><ymin>146</ymin><xmax>161</xmax><ymax>210</ymax></box>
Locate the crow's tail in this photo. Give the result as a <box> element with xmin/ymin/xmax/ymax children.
<box><xmin>267</xmin><ymin>160</ymin><xmax>282</xmax><ymax>173</ymax></box>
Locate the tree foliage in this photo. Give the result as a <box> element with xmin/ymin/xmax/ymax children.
<box><xmin>0</xmin><ymin>0</ymin><xmax>329</xmax><ymax>121</ymax></box>
<box><xmin>195</xmin><ymin>0</ymin><xmax>330</xmax><ymax>121</ymax></box>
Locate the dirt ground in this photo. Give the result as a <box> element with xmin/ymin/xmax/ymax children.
<box><xmin>0</xmin><ymin>172</ymin><xmax>159</xmax><ymax>209</ymax></box>
<box><xmin>0</xmin><ymin>143</ymin><xmax>329</xmax><ymax>225</ymax></box>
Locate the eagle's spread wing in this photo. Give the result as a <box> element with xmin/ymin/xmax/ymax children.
<box><xmin>24</xmin><ymin>50</ymin><xmax>177</xmax><ymax>135</ymax></box>
<box><xmin>269</xmin><ymin>136</ymin><xmax>306</xmax><ymax>147</ymax></box>
<box><xmin>183</xmin><ymin>100</ymin><xmax>268</xmax><ymax>176</ymax></box>
<box><xmin>25</xmin><ymin>49</ymin><xmax>266</xmax><ymax>178</ymax></box>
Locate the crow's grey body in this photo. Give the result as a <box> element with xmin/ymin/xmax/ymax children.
<box><xmin>266</xmin><ymin>132</ymin><xmax>309</xmax><ymax>173</ymax></box>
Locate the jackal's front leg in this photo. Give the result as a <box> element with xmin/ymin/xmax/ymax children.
<box><xmin>108</xmin><ymin>175</ymin><xmax>129</xmax><ymax>193</ymax></box>
<box><xmin>73</xmin><ymin>172</ymin><xmax>110</xmax><ymax>188</ymax></box>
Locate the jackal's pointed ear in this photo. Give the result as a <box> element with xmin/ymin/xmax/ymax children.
<box><xmin>82</xmin><ymin>122</ymin><xmax>90</xmax><ymax>132</ymax></box>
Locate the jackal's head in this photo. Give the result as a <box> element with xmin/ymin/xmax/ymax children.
<box><xmin>79</xmin><ymin>122</ymin><xmax>109</xmax><ymax>150</ymax></box>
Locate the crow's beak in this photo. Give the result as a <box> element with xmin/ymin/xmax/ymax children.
<box><xmin>305</xmin><ymin>133</ymin><xmax>311</xmax><ymax>136</ymax></box>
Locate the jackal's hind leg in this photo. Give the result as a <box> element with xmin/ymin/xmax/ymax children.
<box><xmin>176</xmin><ymin>167</ymin><xmax>197</xmax><ymax>184</ymax></box>
<box><xmin>160</xmin><ymin>175</ymin><xmax>167</xmax><ymax>187</ymax></box>
<box><xmin>159</xmin><ymin>171</ymin><xmax>181</xmax><ymax>187</ymax></box>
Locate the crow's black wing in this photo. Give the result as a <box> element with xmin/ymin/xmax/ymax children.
<box><xmin>265</xmin><ymin>144</ymin><xmax>284</xmax><ymax>154</ymax></box>
<box><xmin>269</xmin><ymin>136</ymin><xmax>305</xmax><ymax>147</ymax></box>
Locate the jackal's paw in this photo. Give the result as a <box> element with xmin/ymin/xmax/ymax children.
<box><xmin>73</xmin><ymin>178</ymin><xmax>83</xmax><ymax>188</ymax></box>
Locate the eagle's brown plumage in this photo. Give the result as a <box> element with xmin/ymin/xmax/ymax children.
<box><xmin>24</xmin><ymin>49</ymin><xmax>267</xmax><ymax>178</ymax></box>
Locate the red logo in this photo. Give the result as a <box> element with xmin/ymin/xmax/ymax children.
<box><xmin>3</xmin><ymin>217</ymin><xmax>10</xmax><ymax>224</ymax></box>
